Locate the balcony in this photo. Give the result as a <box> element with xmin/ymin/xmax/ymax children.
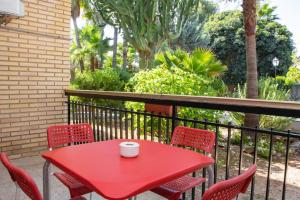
<box><xmin>60</xmin><ymin>89</ymin><xmax>300</xmax><ymax>199</ymax></box>
<box><xmin>1</xmin><ymin>89</ymin><xmax>300</xmax><ymax>199</ymax></box>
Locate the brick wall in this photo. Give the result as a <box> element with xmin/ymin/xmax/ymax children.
<box><xmin>0</xmin><ymin>0</ymin><xmax>71</xmax><ymax>158</ymax></box>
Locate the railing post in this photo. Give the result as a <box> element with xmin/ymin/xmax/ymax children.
<box><xmin>171</xmin><ymin>105</ymin><xmax>177</xmax><ymax>133</ymax></box>
<box><xmin>67</xmin><ymin>95</ymin><xmax>71</xmax><ymax>125</ymax></box>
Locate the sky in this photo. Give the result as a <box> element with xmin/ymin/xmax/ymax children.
<box><xmin>216</xmin><ymin>0</ymin><xmax>300</xmax><ymax>56</ymax></box>
<box><xmin>73</xmin><ymin>0</ymin><xmax>300</xmax><ymax>55</ymax></box>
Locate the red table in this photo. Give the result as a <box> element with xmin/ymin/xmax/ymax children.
<box><xmin>42</xmin><ymin>139</ymin><xmax>214</xmax><ymax>200</ymax></box>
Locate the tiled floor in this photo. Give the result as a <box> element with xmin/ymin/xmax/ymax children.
<box><xmin>0</xmin><ymin>156</ymin><xmax>162</xmax><ymax>200</ymax></box>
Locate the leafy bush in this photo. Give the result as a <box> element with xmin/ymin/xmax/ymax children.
<box><xmin>230</xmin><ymin>132</ymin><xmax>285</xmax><ymax>159</ymax></box>
<box><xmin>276</xmin><ymin>66</ymin><xmax>300</xmax><ymax>86</ymax></box>
<box><xmin>155</xmin><ymin>48</ymin><xmax>227</xmax><ymax>78</ymax></box>
<box><xmin>126</xmin><ymin>48</ymin><xmax>228</xmax><ymax>122</ymax></box>
<box><xmin>230</xmin><ymin>77</ymin><xmax>292</xmax><ymax>130</ymax></box>
<box><xmin>70</xmin><ymin>68</ymin><xmax>124</xmax><ymax>107</ymax></box>
<box><xmin>125</xmin><ymin>64</ymin><xmax>227</xmax><ymax>140</ymax></box>
<box><xmin>72</xmin><ymin>68</ymin><xmax>124</xmax><ymax>91</ymax></box>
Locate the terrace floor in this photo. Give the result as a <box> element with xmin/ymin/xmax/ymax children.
<box><xmin>0</xmin><ymin>156</ymin><xmax>162</xmax><ymax>200</ymax></box>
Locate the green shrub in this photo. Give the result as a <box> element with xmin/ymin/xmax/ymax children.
<box><xmin>126</xmin><ymin>66</ymin><xmax>227</xmax><ymax>118</ymax></box>
<box><xmin>154</xmin><ymin>48</ymin><xmax>227</xmax><ymax>78</ymax></box>
<box><xmin>231</xmin><ymin>77</ymin><xmax>293</xmax><ymax>130</ymax></box>
<box><xmin>70</xmin><ymin>68</ymin><xmax>124</xmax><ymax>107</ymax></box>
<box><xmin>276</xmin><ymin>66</ymin><xmax>300</xmax><ymax>86</ymax></box>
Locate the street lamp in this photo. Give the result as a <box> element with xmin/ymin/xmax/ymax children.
<box><xmin>272</xmin><ymin>57</ymin><xmax>279</xmax><ymax>77</ymax></box>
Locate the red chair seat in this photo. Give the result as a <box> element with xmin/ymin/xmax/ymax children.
<box><xmin>151</xmin><ymin>175</ymin><xmax>206</xmax><ymax>198</ymax></box>
<box><xmin>54</xmin><ymin>172</ymin><xmax>92</xmax><ymax>198</ymax></box>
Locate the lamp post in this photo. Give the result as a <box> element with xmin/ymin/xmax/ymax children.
<box><xmin>272</xmin><ymin>57</ymin><xmax>279</xmax><ymax>77</ymax></box>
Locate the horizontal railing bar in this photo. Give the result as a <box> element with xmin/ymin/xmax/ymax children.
<box><xmin>65</xmin><ymin>89</ymin><xmax>300</xmax><ymax>118</ymax></box>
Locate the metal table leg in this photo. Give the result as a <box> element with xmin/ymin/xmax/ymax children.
<box><xmin>43</xmin><ymin>160</ymin><xmax>51</xmax><ymax>200</ymax></box>
<box><xmin>207</xmin><ymin>165</ymin><xmax>214</xmax><ymax>188</ymax></box>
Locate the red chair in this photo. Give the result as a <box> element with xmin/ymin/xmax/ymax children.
<box><xmin>0</xmin><ymin>153</ymin><xmax>86</xmax><ymax>200</ymax></box>
<box><xmin>0</xmin><ymin>151</ymin><xmax>20</xmax><ymax>199</ymax></box>
<box><xmin>151</xmin><ymin>126</ymin><xmax>215</xmax><ymax>199</ymax></box>
<box><xmin>145</xmin><ymin>103</ymin><xmax>173</xmax><ymax>116</ymax></box>
<box><xmin>201</xmin><ymin>164</ymin><xmax>257</xmax><ymax>200</ymax></box>
<box><xmin>165</xmin><ymin>165</ymin><xmax>257</xmax><ymax>200</ymax></box>
<box><xmin>47</xmin><ymin>123</ymin><xmax>94</xmax><ymax>199</ymax></box>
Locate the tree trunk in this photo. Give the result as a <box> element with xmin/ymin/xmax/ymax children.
<box><xmin>243</xmin><ymin>0</ymin><xmax>259</xmax><ymax>129</ymax></box>
<box><xmin>112</xmin><ymin>27</ymin><xmax>118</xmax><ymax>68</ymax></box>
<box><xmin>95</xmin><ymin>58</ymin><xmax>99</xmax><ymax>69</ymax></box>
<box><xmin>122</xmin><ymin>36</ymin><xmax>128</xmax><ymax>69</ymax></box>
<box><xmin>72</xmin><ymin>16</ymin><xmax>84</xmax><ymax>72</ymax></box>
<box><xmin>138</xmin><ymin>51</ymin><xmax>154</xmax><ymax>69</ymax></box>
<box><xmin>90</xmin><ymin>56</ymin><xmax>95</xmax><ymax>71</ymax></box>
<box><xmin>99</xmin><ymin>29</ymin><xmax>105</xmax><ymax>69</ymax></box>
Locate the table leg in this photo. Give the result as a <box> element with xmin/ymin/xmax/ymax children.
<box><xmin>207</xmin><ymin>165</ymin><xmax>214</xmax><ymax>188</ymax></box>
<box><xmin>43</xmin><ymin>160</ymin><xmax>51</xmax><ymax>200</ymax></box>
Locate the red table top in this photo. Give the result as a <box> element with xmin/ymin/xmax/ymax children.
<box><xmin>42</xmin><ymin>139</ymin><xmax>214</xmax><ymax>200</ymax></box>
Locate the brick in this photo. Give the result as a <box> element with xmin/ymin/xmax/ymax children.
<box><xmin>0</xmin><ymin>141</ymin><xmax>12</xmax><ymax>148</ymax></box>
<box><xmin>0</xmin><ymin>0</ymin><xmax>70</xmax><ymax>158</ymax></box>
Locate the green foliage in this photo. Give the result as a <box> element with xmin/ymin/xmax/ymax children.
<box><xmin>72</xmin><ymin>68</ymin><xmax>124</xmax><ymax>91</ymax></box>
<box><xmin>230</xmin><ymin>132</ymin><xmax>285</xmax><ymax>159</ymax></box>
<box><xmin>231</xmin><ymin>77</ymin><xmax>292</xmax><ymax>130</ymax></box>
<box><xmin>88</xmin><ymin>0</ymin><xmax>203</xmax><ymax>69</ymax></box>
<box><xmin>204</xmin><ymin>4</ymin><xmax>294</xmax><ymax>85</ymax></box>
<box><xmin>125</xmin><ymin>63</ymin><xmax>227</xmax><ymax>140</ymax></box>
<box><xmin>171</xmin><ymin>0</ymin><xmax>217</xmax><ymax>51</ymax></box>
<box><xmin>71</xmin><ymin>68</ymin><xmax>124</xmax><ymax>106</ymax></box>
<box><xmin>103</xmin><ymin>44</ymin><xmax>138</xmax><ymax>70</ymax></box>
<box><xmin>70</xmin><ymin>24</ymin><xmax>111</xmax><ymax>69</ymax></box>
<box><xmin>276</xmin><ymin>66</ymin><xmax>300</xmax><ymax>86</ymax></box>
<box><xmin>155</xmin><ymin>48</ymin><xmax>227</xmax><ymax>78</ymax></box>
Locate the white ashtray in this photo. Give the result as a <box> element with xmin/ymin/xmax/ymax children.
<box><xmin>120</xmin><ymin>141</ymin><xmax>140</xmax><ymax>158</ymax></box>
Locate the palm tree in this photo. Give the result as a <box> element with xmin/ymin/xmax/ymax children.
<box><xmin>243</xmin><ymin>0</ymin><xmax>259</xmax><ymax>128</ymax></box>
<box><xmin>112</xmin><ymin>27</ymin><xmax>118</xmax><ymax>68</ymax></box>
<box><xmin>71</xmin><ymin>0</ymin><xmax>84</xmax><ymax>72</ymax></box>
<box><xmin>155</xmin><ymin>48</ymin><xmax>226</xmax><ymax>77</ymax></box>
<box><xmin>71</xmin><ymin>24</ymin><xmax>111</xmax><ymax>71</ymax></box>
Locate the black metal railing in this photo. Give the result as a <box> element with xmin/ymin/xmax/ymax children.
<box><xmin>65</xmin><ymin>89</ymin><xmax>300</xmax><ymax>200</ymax></box>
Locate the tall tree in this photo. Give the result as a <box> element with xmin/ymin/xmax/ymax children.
<box><xmin>70</xmin><ymin>24</ymin><xmax>111</xmax><ymax>71</ymax></box>
<box><xmin>122</xmin><ymin>34</ymin><xmax>128</xmax><ymax>69</ymax></box>
<box><xmin>71</xmin><ymin>0</ymin><xmax>84</xmax><ymax>72</ymax></box>
<box><xmin>112</xmin><ymin>27</ymin><xmax>118</xmax><ymax>68</ymax></box>
<box><xmin>172</xmin><ymin>0</ymin><xmax>217</xmax><ymax>52</ymax></box>
<box><xmin>88</xmin><ymin>0</ymin><xmax>201</xmax><ymax>69</ymax></box>
<box><xmin>204</xmin><ymin>7</ymin><xmax>293</xmax><ymax>85</ymax></box>
<box><xmin>81</xmin><ymin>1</ymin><xmax>107</xmax><ymax>69</ymax></box>
<box><xmin>243</xmin><ymin>0</ymin><xmax>259</xmax><ymax>128</ymax></box>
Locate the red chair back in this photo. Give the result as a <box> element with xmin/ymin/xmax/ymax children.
<box><xmin>202</xmin><ymin>165</ymin><xmax>257</xmax><ymax>200</ymax></box>
<box><xmin>145</xmin><ymin>103</ymin><xmax>173</xmax><ymax>117</ymax></box>
<box><xmin>0</xmin><ymin>152</ymin><xmax>16</xmax><ymax>182</ymax></box>
<box><xmin>0</xmin><ymin>153</ymin><xmax>43</xmax><ymax>200</ymax></box>
<box><xmin>171</xmin><ymin>126</ymin><xmax>215</xmax><ymax>154</ymax></box>
<box><xmin>47</xmin><ymin>123</ymin><xmax>94</xmax><ymax>149</ymax></box>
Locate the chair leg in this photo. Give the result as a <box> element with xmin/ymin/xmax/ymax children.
<box><xmin>15</xmin><ymin>183</ymin><xmax>20</xmax><ymax>200</ymax></box>
<box><xmin>207</xmin><ymin>165</ymin><xmax>214</xmax><ymax>188</ymax></box>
